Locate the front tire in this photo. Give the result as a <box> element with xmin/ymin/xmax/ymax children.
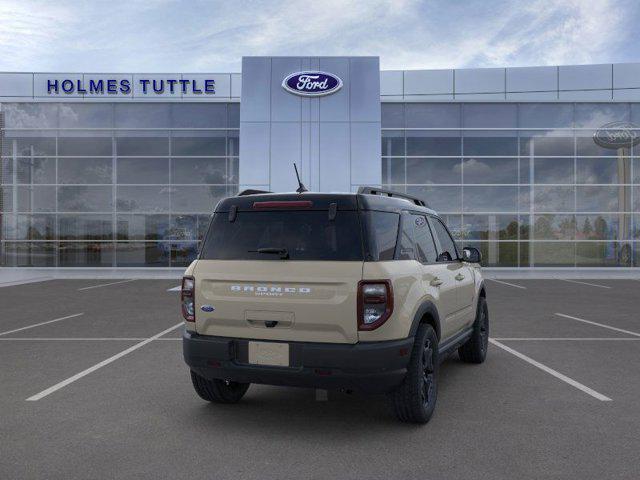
<box><xmin>458</xmin><ymin>296</ymin><xmax>489</xmax><ymax>364</ymax></box>
<box><xmin>190</xmin><ymin>370</ymin><xmax>250</xmax><ymax>404</ymax></box>
<box><xmin>389</xmin><ymin>324</ymin><xmax>438</xmax><ymax>424</ymax></box>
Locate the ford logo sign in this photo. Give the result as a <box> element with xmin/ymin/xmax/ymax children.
<box><xmin>200</xmin><ymin>305</ymin><xmax>215</xmax><ymax>312</ymax></box>
<box><xmin>593</xmin><ymin>121</ymin><xmax>640</xmax><ymax>149</ymax></box>
<box><xmin>282</xmin><ymin>71</ymin><xmax>343</xmax><ymax>97</ymax></box>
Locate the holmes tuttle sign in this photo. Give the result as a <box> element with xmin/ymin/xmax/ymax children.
<box><xmin>282</xmin><ymin>71</ymin><xmax>342</xmax><ymax>97</ymax></box>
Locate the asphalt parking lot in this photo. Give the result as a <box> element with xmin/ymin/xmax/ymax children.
<box><xmin>1</xmin><ymin>278</ymin><xmax>639</xmax><ymax>479</ymax></box>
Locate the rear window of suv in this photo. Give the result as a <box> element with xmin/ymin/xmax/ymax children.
<box><xmin>200</xmin><ymin>210</ymin><xmax>364</xmax><ymax>261</ymax></box>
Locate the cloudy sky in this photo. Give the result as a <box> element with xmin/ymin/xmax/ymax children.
<box><xmin>0</xmin><ymin>0</ymin><xmax>638</xmax><ymax>72</ymax></box>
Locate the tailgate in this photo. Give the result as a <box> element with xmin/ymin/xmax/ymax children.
<box><xmin>194</xmin><ymin>260</ymin><xmax>362</xmax><ymax>344</ymax></box>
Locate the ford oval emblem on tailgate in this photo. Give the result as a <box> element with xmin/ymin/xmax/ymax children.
<box><xmin>200</xmin><ymin>305</ymin><xmax>215</xmax><ymax>312</ymax></box>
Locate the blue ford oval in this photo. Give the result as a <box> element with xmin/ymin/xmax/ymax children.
<box><xmin>200</xmin><ymin>305</ymin><xmax>215</xmax><ymax>312</ymax></box>
<box><xmin>282</xmin><ymin>71</ymin><xmax>343</xmax><ymax>97</ymax></box>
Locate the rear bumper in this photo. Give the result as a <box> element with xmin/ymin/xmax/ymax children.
<box><xmin>183</xmin><ymin>331</ymin><xmax>414</xmax><ymax>394</ymax></box>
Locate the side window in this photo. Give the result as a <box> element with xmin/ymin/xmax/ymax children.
<box><xmin>363</xmin><ymin>211</ymin><xmax>400</xmax><ymax>261</ymax></box>
<box><xmin>397</xmin><ymin>214</ymin><xmax>415</xmax><ymax>260</ymax></box>
<box><xmin>412</xmin><ymin>215</ymin><xmax>438</xmax><ymax>263</ymax></box>
<box><xmin>429</xmin><ymin>217</ymin><xmax>458</xmax><ymax>262</ymax></box>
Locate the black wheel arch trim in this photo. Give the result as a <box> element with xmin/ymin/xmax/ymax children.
<box><xmin>409</xmin><ymin>301</ymin><xmax>442</xmax><ymax>340</ymax></box>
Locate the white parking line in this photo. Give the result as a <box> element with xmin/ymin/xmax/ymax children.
<box><xmin>489</xmin><ymin>338</ymin><xmax>612</xmax><ymax>402</ymax></box>
<box><xmin>78</xmin><ymin>279</ymin><xmax>137</xmax><ymax>291</ymax></box>
<box><xmin>167</xmin><ymin>285</ymin><xmax>182</xmax><ymax>292</ymax></box>
<box><xmin>0</xmin><ymin>313</ymin><xmax>84</xmax><ymax>337</ymax></box>
<box><xmin>493</xmin><ymin>337</ymin><xmax>640</xmax><ymax>341</ymax></box>
<box><xmin>26</xmin><ymin>322</ymin><xmax>183</xmax><ymax>401</ymax></box>
<box><xmin>486</xmin><ymin>279</ymin><xmax>527</xmax><ymax>290</ymax></box>
<box><xmin>555</xmin><ymin>313</ymin><xmax>640</xmax><ymax>337</ymax></box>
<box><xmin>558</xmin><ymin>279</ymin><xmax>611</xmax><ymax>289</ymax></box>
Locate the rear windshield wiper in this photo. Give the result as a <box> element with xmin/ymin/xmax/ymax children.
<box><xmin>248</xmin><ymin>247</ymin><xmax>290</xmax><ymax>259</ymax></box>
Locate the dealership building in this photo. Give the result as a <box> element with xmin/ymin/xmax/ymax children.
<box><xmin>0</xmin><ymin>57</ymin><xmax>639</xmax><ymax>270</ymax></box>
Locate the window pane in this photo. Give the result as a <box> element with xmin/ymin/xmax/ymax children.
<box><xmin>406</xmin><ymin>104</ymin><xmax>460</xmax><ymax>128</ymax></box>
<box><xmin>228</xmin><ymin>103</ymin><xmax>240</xmax><ymax>127</ymax></box>
<box><xmin>464</xmin><ymin>241</ymin><xmax>518</xmax><ymax>267</ymax></box>
<box><xmin>197</xmin><ymin>214</ymin><xmax>211</xmax><ymax>240</ymax></box>
<box><xmin>58</xmin><ymin>186</ymin><xmax>113</xmax><ymax>212</ymax></box>
<box><xmin>463</xmin><ymin>186</ymin><xmax>518</xmax><ymax>212</ymax></box>
<box><xmin>169</xmin><ymin>215</ymin><xmax>199</xmax><ymax>241</ymax></box>
<box><xmin>171</xmin><ymin>104</ymin><xmax>227</xmax><ymax>128</ymax></box>
<box><xmin>171</xmin><ymin>158</ymin><xmax>228</xmax><ymax>184</ymax></box>
<box><xmin>382</xmin><ymin>158</ymin><xmax>405</xmax><ymax>184</ymax></box>
<box><xmin>407</xmin><ymin>131</ymin><xmax>460</xmax><ymax>156</ymax></box>
<box><xmin>59</xmin><ymin>242</ymin><xmax>114</xmax><ymax>267</ymax></box>
<box><xmin>59</xmin><ymin>214</ymin><xmax>113</xmax><ymax>240</ymax></box>
<box><xmin>171</xmin><ymin>134</ymin><xmax>226</xmax><ymax>156</ymax></box>
<box><xmin>519</xmin><ymin>134</ymin><xmax>574</xmax><ymax>156</ymax></box>
<box><xmin>412</xmin><ymin>215</ymin><xmax>437</xmax><ymax>263</ymax></box>
<box><xmin>116</xmin><ymin>186</ymin><xmax>170</xmax><ymax>212</ymax></box>
<box><xmin>116</xmin><ymin>158</ymin><xmax>169</xmax><ymax>184</ymax></box>
<box><xmin>2</xmin><ymin>104</ymin><xmax>58</xmax><ymax>128</ymax></box>
<box><xmin>576</xmin><ymin>214</ymin><xmax>630</xmax><ymax>241</ymax></box>
<box><xmin>406</xmin><ymin>158</ymin><xmax>461</xmax><ymax>184</ymax></box>
<box><xmin>534</xmin><ymin>158</ymin><xmax>574</xmax><ymax>184</ymax></box>
<box><xmin>58</xmin><ymin>137</ymin><xmax>113</xmax><ymax>156</ymax></box>
<box><xmin>382</xmin><ymin>103</ymin><xmax>404</xmax><ymax>128</ymax></box>
<box><xmin>2</xmin><ymin>242</ymin><xmax>56</xmax><ymax>267</ymax></box>
<box><xmin>171</xmin><ymin>242</ymin><xmax>199</xmax><ymax>267</ymax></box>
<box><xmin>461</xmin><ymin>215</ymin><xmax>519</xmax><ymax>240</ymax></box>
<box><xmin>15</xmin><ymin>214</ymin><xmax>55</xmax><ymax>240</ymax></box>
<box><xmin>58</xmin><ymin>158</ymin><xmax>112</xmax><ymax>184</ymax></box>
<box><xmin>17</xmin><ymin>186</ymin><xmax>56</xmax><ymax>212</ymax></box>
<box><xmin>363</xmin><ymin>211</ymin><xmax>399</xmax><ymax>261</ymax></box>
<box><xmin>397</xmin><ymin>214</ymin><xmax>416</xmax><ymax>260</ymax></box>
<box><xmin>574</xmin><ymin>103</ymin><xmax>630</xmax><ymax>128</ymax></box>
<box><xmin>463</xmin><ymin>157</ymin><xmax>517</xmax><ymax>184</ymax></box>
<box><xmin>116</xmin><ymin>214</ymin><xmax>169</xmax><ymax>240</ymax></box>
<box><xmin>16</xmin><ymin>157</ymin><xmax>55</xmax><ymax>184</ymax></box>
<box><xmin>114</xmin><ymin>104</ymin><xmax>170</xmax><ymax>128</ymax></box>
<box><xmin>576</xmin><ymin>242</ymin><xmax>631</xmax><ymax>267</ymax></box>
<box><xmin>227</xmin><ymin>130</ymin><xmax>239</xmax><ymax>157</ymax></box>
<box><xmin>576</xmin><ymin>135</ymin><xmax>624</xmax><ymax>156</ymax></box>
<box><xmin>1</xmin><ymin>186</ymin><xmax>12</xmax><ymax>211</ymax></box>
<box><xmin>533</xmin><ymin>215</ymin><xmax>576</xmax><ymax>240</ymax></box>
<box><xmin>464</xmin><ymin>104</ymin><xmax>516</xmax><ymax>128</ymax></box>
<box><xmin>171</xmin><ymin>186</ymin><xmax>226</xmax><ymax>213</ymax></box>
<box><xmin>576</xmin><ymin>186</ymin><xmax>627</xmax><ymax>212</ymax></box>
<box><xmin>381</xmin><ymin>130</ymin><xmax>404</xmax><ymax>156</ymax></box>
<box><xmin>463</xmin><ymin>135</ymin><xmax>518</xmax><ymax>156</ymax></box>
<box><xmin>518</xmin><ymin>104</ymin><xmax>573</xmax><ymax>129</ymax></box>
<box><xmin>116</xmin><ymin>136</ymin><xmax>168</xmax><ymax>156</ymax></box>
<box><xmin>532</xmin><ymin>242</ymin><xmax>575</xmax><ymax>266</ymax></box>
<box><xmin>59</xmin><ymin>103</ymin><xmax>112</xmax><ymax>128</ymax></box>
<box><xmin>4</xmin><ymin>136</ymin><xmax>56</xmax><ymax>156</ymax></box>
<box><xmin>406</xmin><ymin>186</ymin><xmax>461</xmax><ymax>212</ymax></box>
<box><xmin>115</xmin><ymin>242</ymin><xmax>170</xmax><ymax>267</ymax></box>
<box><xmin>576</xmin><ymin>157</ymin><xmax>629</xmax><ymax>184</ymax></box>
<box><xmin>533</xmin><ymin>186</ymin><xmax>574</xmax><ymax>212</ymax></box>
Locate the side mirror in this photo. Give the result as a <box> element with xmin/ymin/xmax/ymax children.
<box><xmin>462</xmin><ymin>247</ymin><xmax>482</xmax><ymax>264</ymax></box>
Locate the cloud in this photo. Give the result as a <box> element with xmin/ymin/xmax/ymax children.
<box><xmin>0</xmin><ymin>0</ymin><xmax>637</xmax><ymax>72</ymax></box>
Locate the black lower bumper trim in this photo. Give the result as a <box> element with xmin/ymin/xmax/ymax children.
<box><xmin>183</xmin><ymin>331</ymin><xmax>414</xmax><ymax>393</ymax></box>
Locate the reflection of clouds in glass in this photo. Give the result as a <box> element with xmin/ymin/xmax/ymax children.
<box><xmin>3</xmin><ymin>104</ymin><xmax>58</xmax><ymax>129</ymax></box>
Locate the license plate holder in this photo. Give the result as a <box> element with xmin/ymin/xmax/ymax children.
<box><xmin>248</xmin><ymin>341</ymin><xmax>290</xmax><ymax>367</ymax></box>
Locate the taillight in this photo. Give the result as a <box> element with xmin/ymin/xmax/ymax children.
<box><xmin>181</xmin><ymin>276</ymin><xmax>195</xmax><ymax>322</ymax></box>
<box><xmin>357</xmin><ymin>280</ymin><xmax>393</xmax><ymax>331</ymax></box>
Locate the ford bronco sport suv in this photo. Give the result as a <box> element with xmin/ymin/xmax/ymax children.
<box><xmin>182</xmin><ymin>187</ymin><xmax>488</xmax><ymax>423</ymax></box>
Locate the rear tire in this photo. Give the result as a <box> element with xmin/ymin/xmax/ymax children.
<box><xmin>388</xmin><ymin>324</ymin><xmax>438</xmax><ymax>424</ymax></box>
<box><xmin>458</xmin><ymin>296</ymin><xmax>489</xmax><ymax>364</ymax></box>
<box><xmin>190</xmin><ymin>370</ymin><xmax>250</xmax><ymax>404</ymax></box>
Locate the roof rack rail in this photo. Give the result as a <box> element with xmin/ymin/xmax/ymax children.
<box><xmin>237</xmin><ymin>189</ymin><xmax>272</xmax><ymax>196</ymax></box>
<box><xmin>357</xmin><ymin>186</ymin><xmax>428</xmax><ymax>208</ymax></box>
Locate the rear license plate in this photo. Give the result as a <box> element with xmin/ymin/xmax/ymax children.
<box><xmin>248</xmin><ymin>341</ymin><xmax>290</xmax><ymax>367</ymax></box>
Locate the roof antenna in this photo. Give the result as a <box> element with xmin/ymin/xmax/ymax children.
<box><xmin>293</xmin><ymin>163</ymin><xmax>308</xmax><ymax>193</ymax></box>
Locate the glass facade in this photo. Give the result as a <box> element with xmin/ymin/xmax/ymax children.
<box><xmin>0</xmin><ymin>102</ymin><xmax>239</xmax><ymax>267</ymax></box>
<box><xmin>1</xmin><ymin>100</ymin><xmax>639</xmax><ymax>268</ymax></box>
<box><xmin>382</xmin><ymin>103</ymin><xmax>640</xmax><ymax>267</ymax></box>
